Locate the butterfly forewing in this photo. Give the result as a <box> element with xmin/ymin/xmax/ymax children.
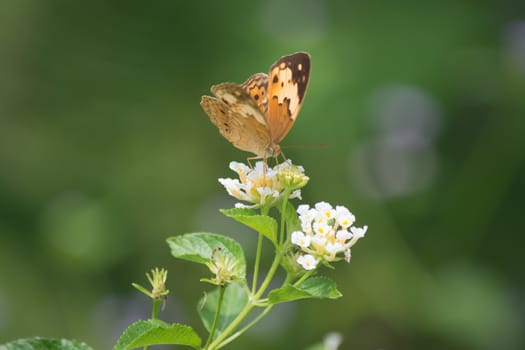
<box><xmin>267</xmin><ymin>52</ymin><xmax>311</xmax><ymax>144</ymax></box>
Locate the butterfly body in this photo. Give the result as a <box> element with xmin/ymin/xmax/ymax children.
<box><xmin>201</xmin><ymin>52</ymin><xmax>311</xmax><ymax>158</ymax></box>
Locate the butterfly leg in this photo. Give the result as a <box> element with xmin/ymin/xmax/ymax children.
<box><xmin>273</xmin><ymin>150</ymin><xmax>287</xmax><ymax>165</ymax></box>
<box><xmin>246</xmin><ymin>156</ymin><xmax>261</xmax><ymax>169</ymax></box>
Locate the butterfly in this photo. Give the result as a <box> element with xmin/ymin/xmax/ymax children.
<box><xmin>200</xmin><ymin>52</ymin><xmax>311</xmax><ymax>159</ymax></box>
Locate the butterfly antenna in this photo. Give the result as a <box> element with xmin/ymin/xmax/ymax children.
<box><xmin>282</xmin><ymin>143</ymin><xmax>329</xmax><ymax>151</ymax></box>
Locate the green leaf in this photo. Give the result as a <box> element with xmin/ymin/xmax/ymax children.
<box><xmin>0</xmin><ymin>338</ymin><xmax>93</xmax><ymax>350</ymax></box>
<box><xmin>197</xmin><ymin>282</ymin><xmax>248</xmax><ymax>338</ymax></box>
<box><xmin>220</xmin><ymin>208</ymin><xmax>277</xmax><ymax>244</ymax></box>
<box><xmin>220</xmin><ymin>207</ymin><xmax>257</xmax><ymax>217</ymax></box>
<box><xmin>112</xmin><ymin>320</ymin><xmax>201</xmax><ymax>350</ymax></box>
<box><xmin>167</xmin><ymin>232</ymin><xmax>246</xmax><ymax>278</ymax></box>
<box><xmin>268</xmin><ymin>276</ymin><xmax>342</xmax><ymax>304</ymax></box>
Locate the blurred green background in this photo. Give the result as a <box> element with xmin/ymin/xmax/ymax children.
<box><xmin>1</xmin><ymin>0</ymin><xmax>524</xmax><ymax>349</ymax></box>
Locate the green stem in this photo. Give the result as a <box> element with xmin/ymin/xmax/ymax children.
<box><xmin>252</xmin><ymin>205</ymin><xmax>269</xmax><ymax>293</ymax></box>
<box><xmin>204</xmin><ymin>285</ymin><xmax>226</xmax><ymax>349</ymax></box>
<box><xmin>279</xmin><ymin>189</ymin><xmax>292</xmax><ymax>246</ymax></box>
<box><xmin>251</xmin><ymin>234</ymin><xmax>263</xmax><ymax>293</ymax></box>
<box><xmin>144</xmin><ymin>298</ymin><xmax>162</xmax><ymax>350</ymax></box>
<box><xmin>254</xmin><ymin>249</ymin><xmax>282</xmax><ymax>299</ymax></box>
<box><xmin>151</xmin><ymin>298</ymin><xmax>162</xmax><ymax>319</ymax></box>
<box><xmin>294</xmin><ymin>270</ymin><xmax>315</xmax><ymax>287</ymax></box>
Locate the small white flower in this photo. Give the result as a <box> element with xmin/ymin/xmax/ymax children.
<box><xmin>350</xmin><ymin>225</ymin><xmax>368</xmax><ymax>239</ymax></box>
<box><xmin>315</xmin><ymin>201</ymin><xmax>333</xmax><ymax>212</ymax></box>
<box><xmin>325</xmin><ymin>242</ymin><xmax>344</xmax><ymax>254</ymax></box>
<box><xmin>249</xmin><ymin>161</ymin><xmax>265</xmax><ymax>176</ymax></box>
<box><xmin>315</xmin><ymin>201</ymin><xmax>335</xmax><ymax>221</ymax></box>
<box><xmin>292</xmin><ymin>202</ymin><xmax>367</xmax><ymax>269</ymax></box>
<box><xmin>219</xmin><ymin>160</ymin><xmax>306</xmax><ymax>207</ymax></box>
<box><xmin>234</xmin><ymin>202</ymin><xmax>253</xmax><ymax>208</ymax></box>
<box><xmin>257</xmin><ymin>187</ymin><xmax>276</xmax><ymax>197</ymax></box>
<box><xmin>290</xmin><ymin>189</ymin><xmax>302</xmax><ymax>200</ymax></box>
<box><xmin>336</xmin><ymin>229</ymin><xmax>352</xmax><ymax>241</ymax></box>
<box><xmin>297</xmin><ymin>254</ymin><xmax>318</xmax><ymax>270</ymax></box>
<box><xmin>313</xmin><ymin>221</ymin><xmax>330</xmax><ymax>236</ymax></box>
<box><xmin>303</xmin><ymin>208</ymin><xmax>317</xmax><ymax>224</ymax></box>
<box><xmin>291</xmin><ymin>231</ymin><xmax>311</xmax><ymax>248</ymax></box>
<box><xmin>218</xmin><ymin>178</ymin><xmax>243</xmax><ymax>197</ymax></box>
<box><xmin>300</xmin><ymin>221</ymin><xmax>313</xmax><ymax>235</ymax></box>
<box><xmin>230</xmin><ymin>161</ymin><xmax>250</xmax><ymax>175</ymax></box>
<box><xmin>297</xmin><ymin>204</ymin><xmax>310</xmax><ymax>216</ymax></box>
<box><xmin>335</xmin><ymin>206</ymin><xmax>355</xmax><ymax>228</ymax></box>
<box><xmin>311</xmin><ymin>235</ymin><xmax>327</xmax><ymax>247</ymax></box>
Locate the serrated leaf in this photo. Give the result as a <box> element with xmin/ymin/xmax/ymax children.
<box><xmin>220</xmin><ymin>208</ymin><xmax>277</xmax><ymax>244</ymax></box>
<box><xmin>167</xmin><ymin>232</ymin><xmax>246</xmax><ymax>278</ymax></box>
<box><xmin>197</xmin><ymin>282</ymin><xmax>248</xmax><ymax>339</ymax></box>
<box><xmin>112</xmin><ymin>320</ymin><xmax>201</xmax><ymax>350</ymax></box>
<box><xmin>0</xmin><ymin>337</ymin><xmax>93</xmax><ymax>350</ymax></box>
<box><xmin>268</xmin><ymin>276</ymin><xmax>342</xmax><ymax>304</ymax></box>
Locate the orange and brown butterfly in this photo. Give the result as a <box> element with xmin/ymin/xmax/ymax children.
<box><xmin>200</xmin><ymin>52</ymin><xmax>311</xmax><ymax>159</ymax></box>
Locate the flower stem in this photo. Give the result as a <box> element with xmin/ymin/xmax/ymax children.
<box><xmin>251</xmin><ymin>234</ymin><xmax>263</xmax><ymax>293</ymax></box>
<box><xmin>294</xmin><ymin>270</ymin><xmax>315</xmax><ymax>286</ymax></box>
<box><xmin>252</xmin><ymin>206</ymin><xmax>269</xmax><ymax>293</ymax></box>
<box><xmin>279</xmin><ymin>189</ymin><xmax>292</xmax><ymax>245</ymax></box>
<box><xmin>144</xmin><ymin>298</ymin><xmax>163</xmax><ymax>350</ymax></box>
<box><xmin>151</xmin><ymin>298</ymin><xmax>162</xmax><ymax>319</ymax></box>
<box><xmin>204</xmin><ymin>285</ymin><xmax>226</xmax><ymax>349</ymax></box>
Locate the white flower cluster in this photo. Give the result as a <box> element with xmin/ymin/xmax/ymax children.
<box><xmin>218</xmin><ymin>160</ymin><xmax>306</xmax><ymax>207</ymax></box>
<box><xmin>291</xmin><ymin>202</ymin><xmax>368</xmax><ymax>270</ymax></box>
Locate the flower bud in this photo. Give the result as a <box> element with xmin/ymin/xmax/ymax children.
<box><xmin>277</xmin><ymin>164</ymin><xmax>310</xmax><ymax>190</ymax></box>
<box><xmin>204</xmin><ymin>248</ymin><xmax>243</xmax><ymax>286</ymax></box>
<box><xmin>132</xmin><ymin>267</ymin><xmax>170</xmax><ymax>300</ymax></box>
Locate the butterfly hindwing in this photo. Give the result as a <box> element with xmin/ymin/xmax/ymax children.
<box><xmin>200</xmin><ymin>83</ymin><xmax>271</xmax><ymax>156</ymax></box>
<box><xmin>241</xmin><ymin>73</ymin><xmax>269</xmax><ymax>116</ymax></box>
